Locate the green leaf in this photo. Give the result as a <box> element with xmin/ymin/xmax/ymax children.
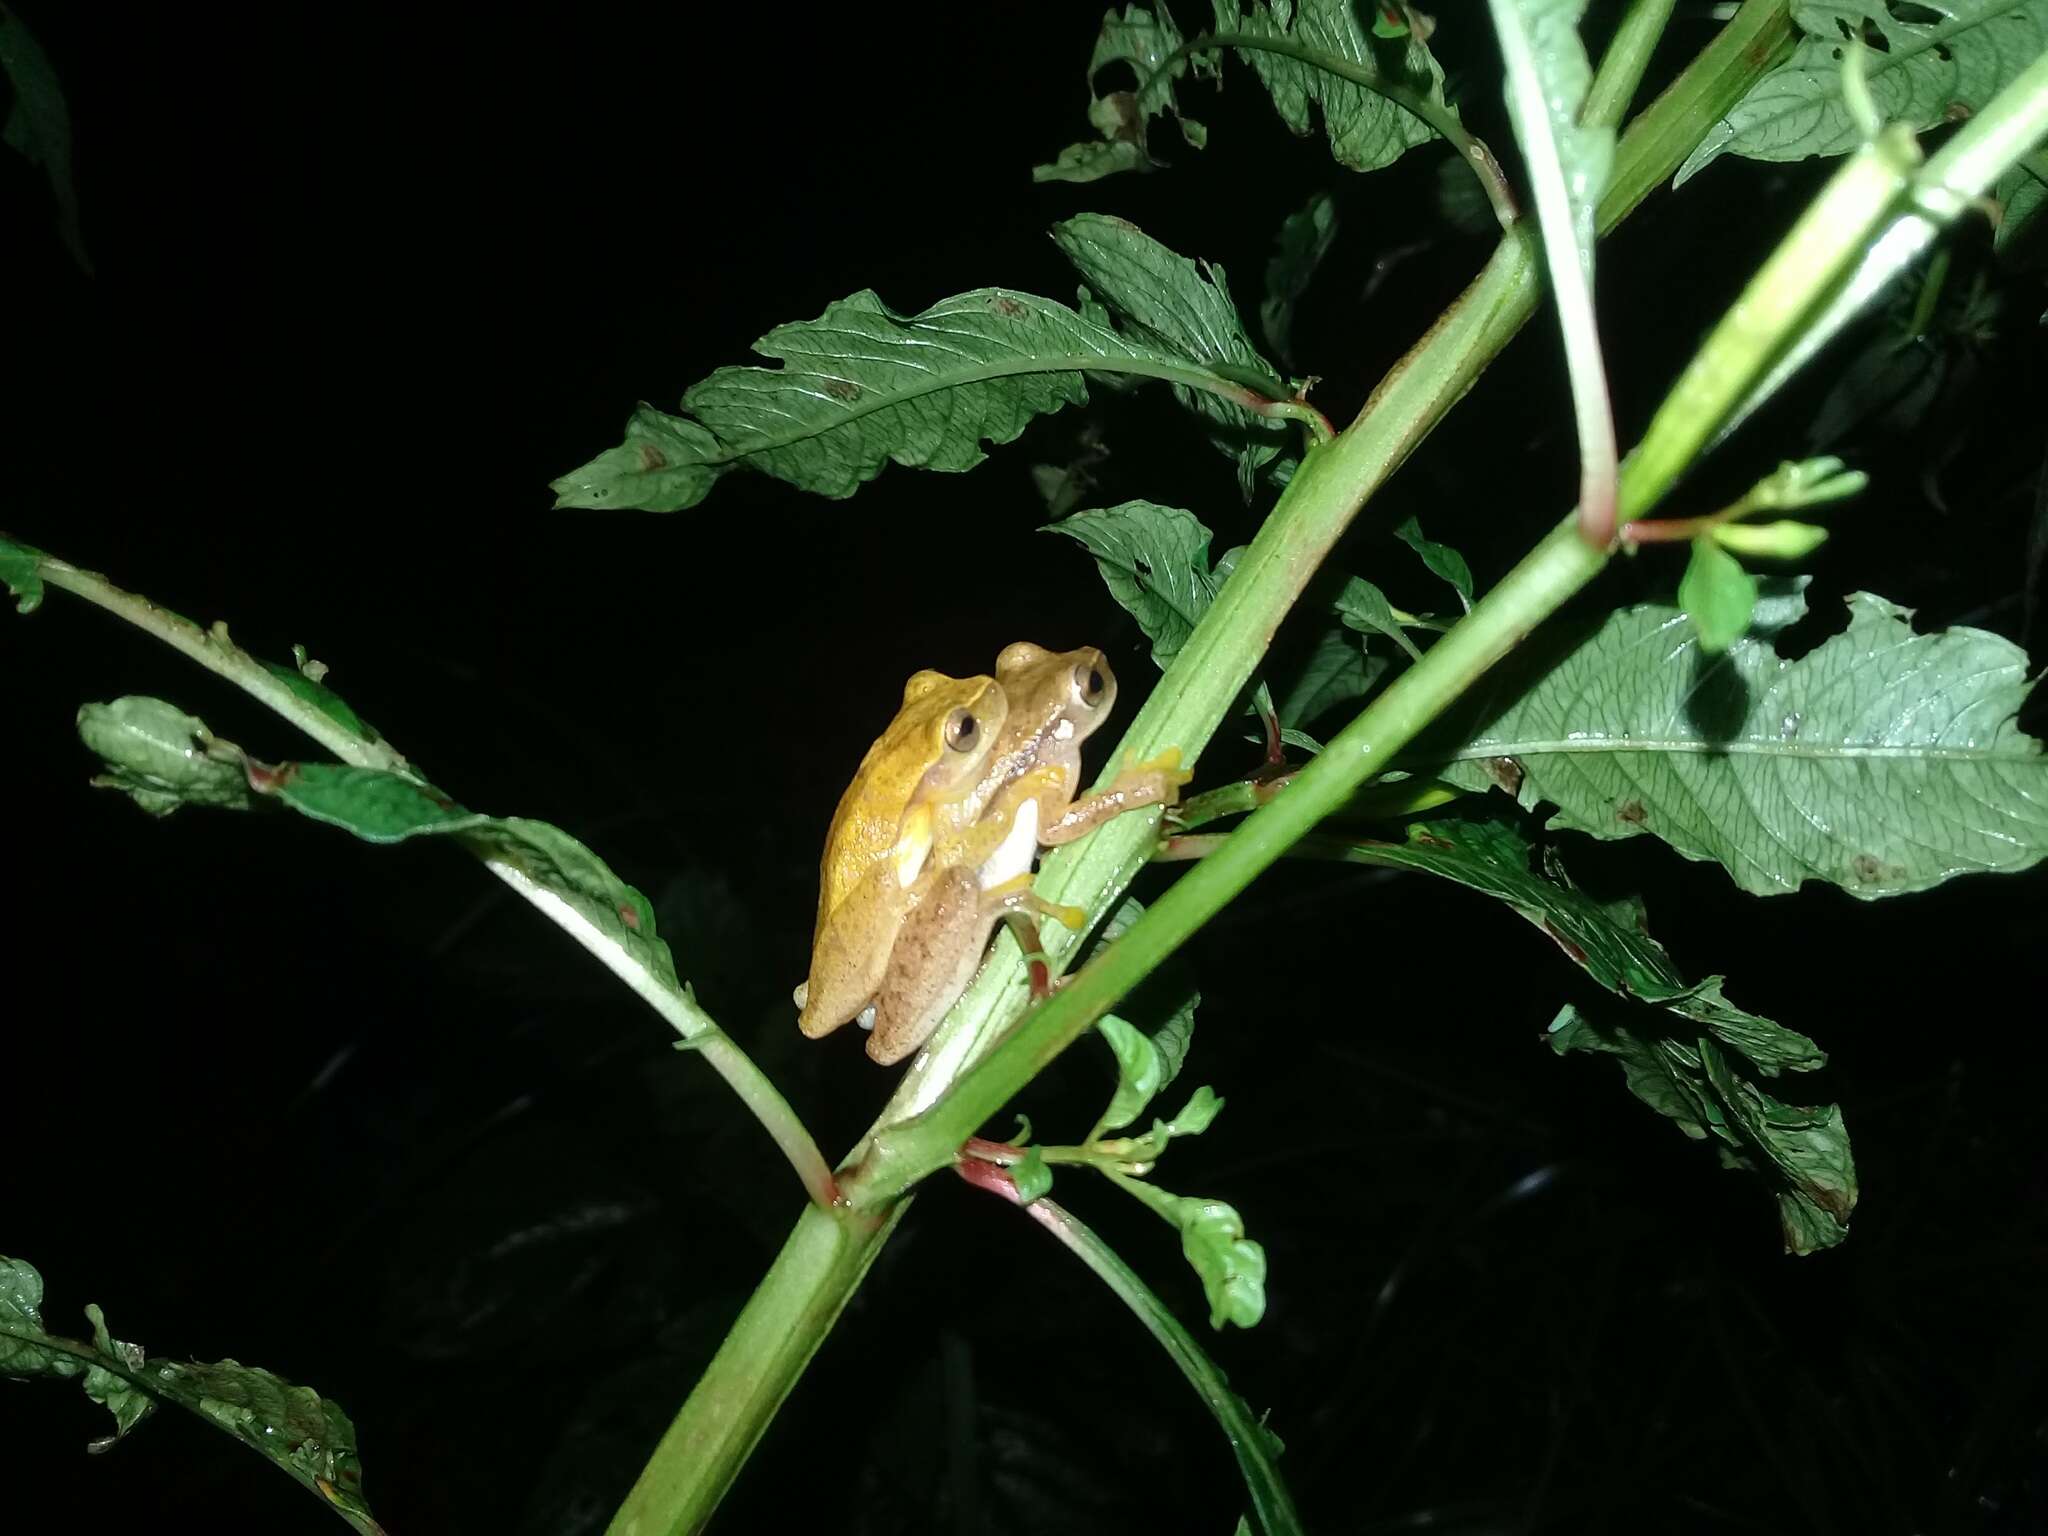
<box><xmin>1052</xmin><ymin>214</ymin><xmax>1291</xmax><ymax>487</ymax></box>
<box><xmin>1033</xmin><ymin>5</ymin><xmax>1209</xmax><ymax>184</ymax></box>
<box><xmin>1393</xmin><ymin>516</ymin><xmax>1474</xmax><ymax>607</ymax></box>
<box><xmin>0</xmin><ymin>1257</ymin><xmax>381</xmax><ymax>1531</ymax></box>
<box><xmin>0</xmin><ymin>4</ymin><xmax>91</xmax><ymax>272</ymax></box>
<box><xmin>0</xmin><ymin>531</ymin><xmax>44</xmax><ymax>612</ymax></box>
<box><xmin>1356</xmin><ymin>818</ymin><xmax>1826</xmax><ymax>1073</ymax></box>
<box><xmin>75</xmin><ymin>698</ymin><xmax>262</xmax><ymax>818</ymax></box>
<box><xmin>1162</xmin><ymin>1083</ymin><xmax>1224</xmax><ymax>1138</ymax></box>
<box><xmin>1010</xmin><ymin>1146</ymin><xmax>1054</xmax><ymax>1203</ymax></box>
<box><xmin>261</xmin><ymin>654</ymin><xmax>384</xmax><ymax>746</ymax></box>
<box><xmin>75</xmin><ymin>714</ymin><xmax>682</xmax><ymax>993</ymax></box>
<box><xmin>1996</xmin><ymin>158</ymin><xmax>2048</xmax><ymax>255</ymax></box>
<box><xmin>1261</xmin><ymin>188</ymin><xmax>1339</xmax><ymax>366</ymax></box>
<box><xmin>1677</xmin><ymin>0</ymin><xmax>2048</xmax><ymax>186</ymax></box>
<box><xmin>1098</xmin><ymin>1013</ymin><xmax>1168</xmax><ymax>1131</ymax></box>
<box><xmin>1713</xmin><ymin>520</ymin><xmax>1830</xmax><ymax>560</ymax></box>
<box><xmin>1332</xmin><ymin>573</ymin><xmax>1424</xmax><ymax>661</ymax></box>
<box><xmin>1176</xmin><ymin>1199</ymin><xmax>1268</xmax><ymax>1329</ymax></box>
<box><xmin>555</xmin><ymin>284</ymin><xmax>1294</xmax><ymax>512</ymax></box>
<box><xmin>1546</xmin><ymin>1010</ymin><xmax>1856</xmax><ymax>1253</ymax></box>
<box><xmin>1679</xmin><ymin>536</ymin><xmax>1759</xmax><ymax>651</ymax></box>
<box><xmin>1048</xmin><ymin>500</ymin><xmax>1217</xmax><ymax>668</ymax></box>
<box><xmin>1092</xmin><ymin>898</ymin><xmax>1201</xmax><ymax>1132</ymax></box>
<box><xmin>1273</xmin><ymin>625</ymin><xmax>1386</xmax><ymax>733</ymax></box>
<box><xmin>1214</xmin><ymin>0</ymin><xmax>1455</xmax><ymax>174</ymax></box>
<box><xmin>1428</xmin><ymin>588</ymin><xmax>2048</xmax><ymax>897</ymax></box>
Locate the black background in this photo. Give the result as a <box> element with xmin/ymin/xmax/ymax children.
<box><xmin>4</xmin><ymin>4</ymin><xmax>2046</xmax><ymax>1533</ymax></box>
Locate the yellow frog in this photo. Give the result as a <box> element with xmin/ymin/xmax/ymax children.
<box><xmin>794</xmin><ymin>669</ymin><xmax>1011</xmax><ymax>1047</ymax></box>
<box><xmin>855</xmin><ymin>642</ymin><xmax>1192</xmax><ymax>1064</ymax></box>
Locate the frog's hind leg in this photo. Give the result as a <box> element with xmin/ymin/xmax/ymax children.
<box><xmin>866</xmin><ymin>865</ymin><xmax>991</xmax><ymax>1065</ymax></box>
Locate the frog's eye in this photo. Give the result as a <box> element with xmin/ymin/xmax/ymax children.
<box><xmin>944</xmin><ymin>707</ymin><xmax>981</xmax><ymax>753</ymax></box>
<box><xmin>1074</xmin><ymin>663</ymin><xmax>1107</xmax><ymax>707</ymax></box>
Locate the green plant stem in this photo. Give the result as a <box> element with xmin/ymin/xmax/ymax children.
<box><xmin>1595</xmin><ymin>1</ymin><xmax>1795</xmax><ymax>229</ymax></box>
<box><xmin>1193</xmin><ymin>30</ymin><xmax>1521</xmax><ymax>229</ymax></box>
<box><xmin>954</xmin><ymin>1162</ymin><xmax>1304</xmax><ymax>1536</ymax></box>
<box><xmin>1582</xmin><ymin>0</ymin><xmax>1682</xmax><ymax>133</ymax></box>
<box><xmin>26</xmin><ymin>549</ymin><xmax>839</xmax><ymax>1210</ymax></box>
<box><xmin>1488</xmin><ymin>0</ymin><xmax>1621</xmax><ymax>544</ymax></box>
<box><xmin>608</xmin><ymin>9</ymin><xmax>1799</xmax><ymax>1530</ymax></box>
<box><xmin>605</xmin><ymin>1202</ymin><xmax>905</xmax><ymax>1536</ymax></box>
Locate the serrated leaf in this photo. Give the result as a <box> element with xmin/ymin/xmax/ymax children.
<box><xmin>1677</xmin><ymin>0</ymin><xmax>2048</xmax><ymax>186</ymax></box>
<box><xmin>1034</xmin><ymin>5</ymin><xmax>1208</xmax><ymax>184</ymax></box>
<box><xmin>1357</xmin><ymin>818</ymin><xmax>1825</xmax><ymax>1074</ymax></box>
<box><xmin>76</xmin><ymin>698</ymin><xmax>262</xmax><ymax>817</ymax></box>
<box><xmin>1393</xmin><ymin>516</ymin><xmax>1474</xmax><ymax>607</ymax></box>
<box><xmin>1053</xmin><ymin>214</ymin><xmax>1291</xmax><ymax>486</ymax></box>
<box><xmin>1261</xmin><ymin>189</ymin><xmax>1339</xmax><ymax>366</ymax></box>
<box><xmin>1429</xmin><ymin>589</ymin><xmax>2048</xmax><ymax>897</ymax></box>
<box><xmin>555</xmin><ymin>286</ymin><xmax>1289</xmax><ymax>513</ymax></box>
<box><xmin>1679</xmin><ymin>536</ymin><xmax>1760</xmax><ymax>651</ymax></box>
<box><xmin>1150</xmin><ymin>989</ymin><xmax>1198</xmax><ymax>1090</ymax></box>
<box><xmin>0</xmin><ymin>1257</ymin><xmax>381</xmax><ymax>1530</ymax></box>
<box><xmin>1547</xmin><ymin>1009</ymin><xmax>1856</xmax><ymax>1253</ymax></box>
<box><xmin>0</xmin><ymin>531</ymin><xmax>45</xmax><ymax>612</ymax></box>
<box><xmin>1048</xmin><ymin>501</ymin><xmax>1218</xmax><ymax>668</ymax></box>
<box><xmin>1333</xmin><ymin>573</ymin><xmax>1424</xmax><ymax>661</ymax></box>
<box><xmin>1214</xmin><ymin>0</ymin><xmax>1455</xmax><ymax>174</ymax></box>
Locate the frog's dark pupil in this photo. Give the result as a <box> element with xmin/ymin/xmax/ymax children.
<box><xmin>1087</xmin><ymin>669</ymin><xmax>1103</xmax><ymax>696</ymax></box>
<box><xmin>954</xmin><ymin>716</ymin><xmax>977</xmax><ymax>746</ymax></box>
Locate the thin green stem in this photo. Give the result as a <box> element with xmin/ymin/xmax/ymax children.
<box><xmin>1594</xmin><ymin>1</ymin><xmax>1795</xmax><ymax>231</ymax></box>
<box><xmin>955</xmin><ymin>1164</ymin><xmax>1304</xmax><ymax>1536</ymax></box>
<box><xmin>25</xmin><ymin>547</ymin><xmax>840</xmax><ymax>1209</ymax></box>
<box><xmin>1487</xmin><ymin>0</ymin><xmax>1620</xmax><ymax>544</ymax></box>
<box><xmin>36</xmin><ymin>554</ymin><xmax>413</xmax><ymax>773</ymax></box>
<box><xmin>1582</xmin><ymin>0</ymin><xmax>1682</xmax><ymax>133</ymax></box>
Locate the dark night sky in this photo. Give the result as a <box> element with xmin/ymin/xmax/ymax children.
<box><xmin>5</xmin><ymin>5</ymin><xmax>2046</xmax><ymax>1534</ymax></box>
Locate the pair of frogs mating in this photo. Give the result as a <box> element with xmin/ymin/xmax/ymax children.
<box><xmin>795</xmin><ymin>642</ymin><xmax>1191</xmax><ymax>1064</ymax></box>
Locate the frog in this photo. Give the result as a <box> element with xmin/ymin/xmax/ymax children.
<box><xmin>855</xmin><ymin>641</ymin><xmax>1192</xmax><ymax>1065</ymax></box>
<box><xmin>793</xmin><ymin>667</ymin><xmax>1012</xmax><ymax>1048</ymax></box>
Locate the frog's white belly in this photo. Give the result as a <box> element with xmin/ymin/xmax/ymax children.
<box><xmin>979</xmin><ymin>798</ymin><xmax>1040</xmax><ymax>890</ymax></box>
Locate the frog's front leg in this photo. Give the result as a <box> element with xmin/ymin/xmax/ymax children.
<box><xmin>1038</xmin><ymin>747</ymin><xmax>1193</xmax><ymax>845</ymax></box>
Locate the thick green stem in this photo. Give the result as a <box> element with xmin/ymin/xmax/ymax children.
<box><xmin>607</xmin><ymin>1203</ymin><xmax>904</xmax><ymax>1536</ymax></box>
